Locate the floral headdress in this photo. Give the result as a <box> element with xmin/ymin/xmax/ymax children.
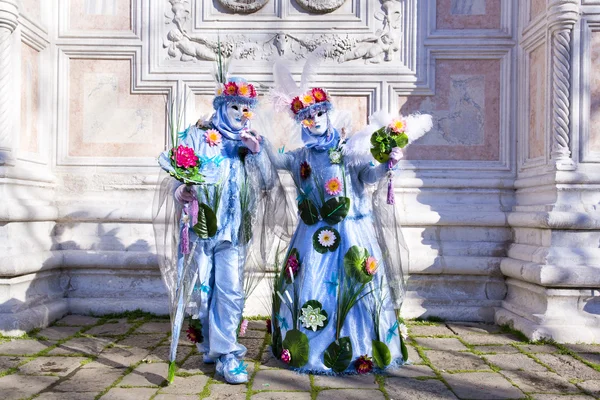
<box><xmin>272</xmin><ymin>52</ymin><xmax>334</xmax><ymax>122</ymax></box>
<box><xmin>212</xmin><ymin>79</ymin><xmax>258</xmax><ymax>110</ymax></box>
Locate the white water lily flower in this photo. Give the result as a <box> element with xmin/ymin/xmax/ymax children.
<box><xmin>399</xmin><ymin>323</ymin><xmax>408</xmax><ymax>340</ymax></box>
<box><xmin>318</xmin><ymin>229</ymin><xmax>336</xmax><ymax>247</ymax></box>
<box><xmin>299</xmin><ymin>305</ymin><xmax>327</xmax><ymax>332</ymax></box>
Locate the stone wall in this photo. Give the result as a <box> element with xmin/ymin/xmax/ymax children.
<box><xmin>0</xmin><ymin>0</ymin><xmax>598</xmax><ymax>343</ymax></box>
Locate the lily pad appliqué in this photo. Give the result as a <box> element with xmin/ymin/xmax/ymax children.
<box><xmin>312</xmin><ymin>226</ymin><xmax>341</xmax><ymax>254</ymax></box>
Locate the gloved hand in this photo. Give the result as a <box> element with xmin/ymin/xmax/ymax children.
<box><xmin>241</xmin><ymin>130</ymin><xmax>261</xmax><ymax>154</ymax></box>
<box><xmin>174</xmin><ymin>185</ymin><xmax>195</xmax><ymax>204</ymax></box>
<box><xmin>388</xmin><ymin>147</ymin><xmax>404</xmax><ymax>168</ymax></box>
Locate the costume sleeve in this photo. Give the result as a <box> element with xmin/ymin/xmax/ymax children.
<box><xmin>262</xmin><ymin>137</ymin><xmax>295</xmax><ymax>172</ymax></box>
<box><xmin>357</xmin><ymin>162</ymin><xmax>389</xmax><ymax>185</ymax></box>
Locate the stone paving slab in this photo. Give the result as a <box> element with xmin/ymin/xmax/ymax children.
<box><xmin>565</xmin><ymin>344</ymin><xmax>600</xmax><ymax>353</ymax></box>
<box><xmin>48</xmin><ymin>336</ymin><xmax>113</xmax><ymax>356</ymax></box>
<box><xmin>578</xmin><ymin>352</ymin><xmax>600</xmax><ymax>365</ymax></box>
<box><xmin>96</xmin><ymin>345</ymin><xmax>150</xmax><ymax>368</ymax></box>
<box><xmin>446</xmin><ymin>322</ymin><xmax>502</xmax><ymax>335</ymax></box>
<box><xmin>425</xmin><ymin>350</ymin><xmax>490</xmax><ymax>372</ymax></box>
<box><xmin>385</xmin><ymin>377</ymin><xmax>458</xmax><ymax>400</ymax></box>
<box><xmin>408</xmin><ymin>324</ymin><xmax>455</xmax><ymax>337</ymax></box>
<box><xmin>531</xmin><ymin>395</ymin><xmax>595</xmax><ymax>400</ymax></box>
<box><xmin>462</xmin><ymin>334</ymin><xmax>525</xmax><ymax>346</ymax></box>
<box><xmin>207</xmin><ymin>383</ymin><xmax>247</xmax><ymax>399</ymax></box>
<box><xmin>317</xmin><ymin>389</ymin><xmax>386</xmax><ymax>400</ymax></box>
<box><xmin>0</xmin><ymin>339</ymin><xmax>49</xmax><ymax>355</ymax></box>
<box><xmin>472</xmin><ymin>345</ymin><xmax>520</xmax><ymax>354</ymax></box>
<box><xmin>36</xmin><ymin>326</ymin><xmax>82</xmax><ymax>341</ymax></box>
<box><xmin>413</xmin><ymin>337</ymin><xmax>467</xmax><ymax>351</ymax></box>
<box><xmin>134</xmin><ymin>322</ymin><xmax>171</xmax><ymax>334</ymax></box>
<box><xmin>255</xmin><ymin>392</ymin><xmax>312</xmax><ymax>400</ymax></box>
<box><xmin>240</xmin><ymin>329</ymin><xmax>266</xmax><ymax>339</ymax></box>
<box><xmin>35</xmin><ymin>392</ymin><xmax>99</xmax><ymax>400</ymax></box>
<box><xmin>484</xmin><ymin>353</ymin><xmax>549</xmax><ymax>373</ymax></box>
<box><xmin>536</xmin><ymin>353</ymin><xmax>600</xmax><ymax>381</ymax></box>
<box><xmin>247</xmin><ymin>320</ymin><xmax>268</xmax><ymax>330</ymax></box>
<box><xmin>102</xmin><ymin>387</ymin><xmax>158</xmax><ymax>400</ymax></box>
<box><xmin>406</xmin><ymin>344</ymin><xmax>423</xmax><ymax>364</ymax></box>
<box><xmin>577</xmin><ymin>379</ymin><xmax>600</xmax><ymax>397</ymax></box>
<box><xmin>0</xmin><ymin>355</ymin><xmax>23</xmax><ymax>370</ymax></box>
<box><xmin>154</xmin><ymin>395</ymin><xmax>198</xmax><ymax>400</ymax></box>
<box><xmin>179</xmin><ymin>354</ymin><xmax>216</xmax><ymax>375</ymax></box>
<box><xmin>118</xmin><ymin>362</ymin><xmax>168</xmax><ymax>387</ymax></box>
<box><xmin>52</xmin><ymin>367</ymin><xmax>123</xmax><ymax>392</ymax></box>
<box><xmin>0</xmin><ymin>374</ymin><xmax>59</xmax><ymax>399</ymax></box>
<box><xmin>86</xmin><ymin>322</ymin><xmax>133</xmax><ymax>336</ymax></box>
<box><xmin>158</xmin><ymin>374</ymin><xmax>210</xmax><ymax>395</ymax></box>
<box><xmin>442</xmin><ymin>371</ymin><xmax>525</xmax><ymax>399</ymax></box>
<box><xmin>252</xmin><ymin>368</ymin><xmax>311</xmax><ymax>391</ymax></box>
<box><xmin>500</xmin><ymin>370</ymin><xmax>579</xmax><ymax>394</ymax></box>
<box><xmin>313</xmin><ymin>373</ymin><xmax>379</xmax><ymax>388</ymax></box>
<box><xmin>516</xmin><ymin>344</ymin><xmax>559</xmax><ymax>354</ymax></box>
<box><xmin>260</xmin><ymin>347</ymin><xmax>283</xmax><ymax>368</ymax></box>
<box><xmin>54</xmin><ymin>315</ymin><xmax>100</xmax><ymax>326</ymax></box>
<box><xmin>145</xmin><ymin>345</ymin><xmax>193</xmax><ymax>364</ymax></box>
<box><xmin>116</xmin><ymin>333</ymin><xmax>165</xmax><ymax>349</ymax></box>
<box><xmin>239</xmin><ymin>338</ymin><xmax>264</xmax><ymax>360</ymax></box>
<box><xmin>18</xmin><ymin>356</ymin><xmax>86</xmax><ymax>376</ymax></box>
<box><xmin>386</xmin><ymin>364</ymin><xmax>436</xmax><ymax>378</ymax></box>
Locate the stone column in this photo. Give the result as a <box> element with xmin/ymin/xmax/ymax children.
<box><xmin>0</xmin><ymin>0</ymin><xmax>18</xmax><ymax>166</ymax></box>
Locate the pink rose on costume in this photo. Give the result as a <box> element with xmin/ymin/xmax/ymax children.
<box><xmin>281</xmin><ymin>349</ymin><xmax>291</xmax><ymax>364</ymax></box>
<box><xmin>174</xmin><ymin>145</ymin><xmax>199</xmax><ymax>168</ymax></box>
<box><xmin>324</xmin><ymin>177</ymin><xmax>343</xmax><ymax>196</ymax></box>
<box><xmin>239</xmin><ymin>319</ymin><xmax>249</xmax><ymax>337</ymax></box>
<box><xmin>204</xmin><ymin>129</ymin><xmax>222</xmax><ymax>147</ymax></box>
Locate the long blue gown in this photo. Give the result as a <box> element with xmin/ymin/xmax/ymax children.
<box><xmin>267</xmin><ymin>131</ymin><xmax>404</xmax><ymax>373</ymax></box>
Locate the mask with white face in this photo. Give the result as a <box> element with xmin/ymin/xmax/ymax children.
<box><xmin>225</xmin><ymin>102</ymin><xmax>251</xmax><ymax>131</ymax></box>
<box><xmin>305</xmin><ymin>110</ymin><xmax>329</xmax><ymax>135</ymax></box>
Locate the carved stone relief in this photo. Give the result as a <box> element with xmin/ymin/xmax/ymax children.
<box><xmin>295</xmin><ymin>0</ymin><xmax>346</xmax><ymax>14</ymax></box>
<box><xmin>163</xmin><ymin>0</ymin><xmax>405</xmax><ymax>65</ymax></box>
<box><xmin>216</xmin><ymin>0</ymin><xmax>269</xmax><ymax>14</ymax></box>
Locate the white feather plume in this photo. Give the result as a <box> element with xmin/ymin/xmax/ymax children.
<box><xmin>272</xmin><ymin>60</ymin><xmax>301</xmax><ymax>112</ymax></box>
<box><xmin>300</xmin><ymin>51</ymin><xmax>322</xmax><ymax>93</ymax></box>
<box><xmin>405</xmin><ymin>113</ymin><xmax>433</xmax><ymax>143</ymax></box>
<box><xmin>342</xmin><ymin>123</ymin><xmax>377</xmax><ymax>167</ymax></box>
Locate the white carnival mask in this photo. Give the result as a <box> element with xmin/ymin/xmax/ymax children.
<box><xmin>226</xmin><ymin>102</ymin><xmax>250</xmax><ymax>130</ymax></box>
<box><xmin>303</xmin><ymin>110</ymin><xmax>329</xmax><ymax>135</ymax></box>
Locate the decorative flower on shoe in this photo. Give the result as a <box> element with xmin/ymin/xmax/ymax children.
<box><xmin>186</xmin><ymin>326</ymin><xmax>201</xmax><ymax>344</ymax></box>
<box><xmin>311</xmin><ymin>88</ymin><xmax>328</xmax><ymax>102</ymax></box>
<box><xmin>174</xmin><ymin>145</ymin><xmax>199</xmax><ymax>168</ymax></box>
<box><xmin>364</xmin><ymin>256</ymin><xmax>378</xmax><ymax>276</ymax></box>
<box><xmin>281</xmin><ymin>348</ymin><xmax>291</xmax><ymax>364</ymax></box>
<box><xmin>355</xmin><ymin>355</ymin><xmax>374</xmax><ymax>374</ymax></box>
<box><xmin>239</xmin><ymin>319</ymin><xmax>249</xmax><ymax>337</ymax></box>
<box><xmin>291</xmin><ymin>97</ymin><xmax>304</xmax><ymax>114</ymax></box>
<box><xmin>328</xmin><ymin>149</ymin><xmax>342</xmax><ymax>164</ymax></box>
<box><xmin>204</xmin><ymin>129</ymin><xmax>222</xmax><ymax>147</ymax></box>
<box><xmin>317</xmin><ymin>229</ymin><xmax>337</xmax><ymax>248</ymax></box>
<box><xmin>399</xmin><ymin>323</ymin><xmax>408</xmax><ymax>340</ymax></box>
<box><xmin>299</xmin><ymin>305</ymin><xmax>327</xmax><ymax>332</ymax></box>
<box><xmin>266</xmin><ymin>318</ymin><xmax>272</xmax><ymax>334</ymax></box>
<box><xmin>237</xmin><ymin>83</ymin><xmax>251</xmax><ymax>97</ymax></box>
<box><xmin>388</xmin><ymin>118</ymin><xmax>406</xmax><ymax>135</ymax></box>
<box><xmin>284</xmin><ymin>250</ymin><xmax>300</xmax><ymax>282</ymax></box>
<box><xmin>300</xmin><ymin>161</ymin><xmax>312</xmax><ymax>180</ymax></box>
<box><xmin>224</xmin><ymin>82</ymin><xmax>238</xmax><ymax>96</ymax></box>
<box><xmin>324</xmin><ymin>177</ymin><xmax>343</xmax><ymax>196</ymax></box>
<box><xmin>301</xmin><ymin>93</ymin><xmax>315</xmax><ymax>106</ymax></box>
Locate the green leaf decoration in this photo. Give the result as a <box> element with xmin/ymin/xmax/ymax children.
<box><xmin>400</xmin><ymin>335</ymin><xmax>409</xmax><ymax>362</ymax></box>
<box><xmin>372</xmin><ymin>340</ymin><xmax>392</xmax><ymax>369</ymax></box>
<box><xmin>191</xmin><ymin>203</ymin><xmax>218</xmax><ymax>239</ymax></box>
<box><xmin>343</xmin><ymin>246</ymin><xmax>372</xmax><ymax>284</ymax></box>
<box><xmin>312</xmin><ymin>226</ymin><xmax>341</xmax><ymax>254</ymax></box>
<box><xmin>323</xmin><ymin>337</ymin><xmax>353</xmax><ymax>373</ymax></box>
<box><xmin>370</xmin><ymin>128</ymin><xmax>409</xmax><ymax>164</ymax></box>
<box><xmin>240</xmin><ymin>211</ymin><xmax>253</xmax><ymax>244</ymax></box>
<box><xmin>298</xmin><ymin>199</ymin><xmax>319</xmax><ymax>226</ymax></box>
<box><xmin>394</xmin><ymin>132</ymin><xmax>409</xmax><ymax>148</ymax></box>
<box><xmin>272</xmin><ymin>326</ymin><xmax>283</xmax><ymax>359</ymax></box>
<box><xmin>300</xmin><ymin>300</ymin><xmax>329</xmax><ymax>331</ymax></box>
<box><xmin>282</xmin><ymin>329</ymin><xmax>309</xmax><ymax>368</ymax></box>
<box><xmin>320</xmin><ymin>197</ymin><xmax>350</xmax><ymax>225</ymax></box>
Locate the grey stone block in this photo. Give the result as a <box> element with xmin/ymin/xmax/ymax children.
<box><xmin>37</xmin><ymin>326</ymin><xmax>82</xmax><ymax>341</ymax></box>
<box><xmin>564</xmin><ymin>344</ymin><xmax>600</xmax><ymax>354</ymax></box>
<box><xmin>260</xmin><ymin>347</ymin><xmax>283</xmax><ymax>369</ymax></box>
<box><xmin>116</xmin><ymin>334</ymin><xmax>165</xmax><ymax>349</ymax></box>
<box><xmin>240</xmin><ymin>329</ymin><xmax>266</xmax><ymax>339</ymax></box>
<box><xmin>426</xmin><ymin>350</ymin><xmax>490</xmax><ymax>372</ymax></box>
<box><xmin>52</xmin><ymin>368</ymin><xmax>123</xmax><ymax>392</ymax></box>
<box><xmin>102</xmin><ymin>387</ymin><xmax>158</xmax><ymax>400</ymax></box>
<box><xmin>145</xmin><ymin>345</ymin><xmax>192</xmax><ymax>363</ymax></box>
<box><xmin>531</xmin><ymin>395</ymin><xmax>595</xmax><ymax>400</ymax></box>
<box><xmin>134</xmin><ymin>322</ymin><xmax>171</xmax><ymax>334</ymax></box>
<box><xmin>254</xmin><ymin>392</ymin><xmax>312</xmax><ymax>400</ymax></box>
<box><xmin>34</xmin><ymin>392</ymin><xmax>98</xmax><ymax>400</ymax></box>
<box><xmin>49</xmin><ymin>337</ymin><xmax>113</xmax><ymax>356</ymax></box>
<box><xmin>55</xmin><ymin>315</ymin><xmax>99</xmax><ymax>326</ymax></box>
<box><xmin>500</xmin><ymin>370</ymin><xmax>579</xmax><ymax>394</ymax></box>
<box><xmin>472</xmin><ymin>345</ymin><xmax>520</xmax><ymax>354</ymax></box>
<box><xmin>0</xmin><ymin>374</ymin><xmax>59</xmax><ymax>399</ymax></box>
<box><xmin>484</xmin><ymin>353</ymin><xmax>549</xmax><ymax>372</ymax></box>
<box><xmin>536</xmin><ymin>354</ymin><xmax>600</xmax><ymax>381</ymax></box>
<box><xmin>0</xmin><ymin>339</ymin><xmax>49</xmax><ymax>355</ymax></box>
<box><xmin>516</xmin><ymin>344</ymin><xmax>559</xmax><ymax>354</ymax></box>
<box><xmin>313</xmin><ymin>373</ymin><xmax>379</xmax><ymax>389</ymax></box>
<box><xmin>179</xmin><ymin>354</ymin><xmax>216</xmax><ymax>375</ymax></box>
<box><xmin>96</xmin><ymin>345</ymin><xmax>150</xmax><ymax>368</ymax></box>
<box><xmin>207</xmin><ymin>383</ymin><xmax>247</xmax><ymax>399</ymax></box>
<box><xmin>159</xmin><ymin>374</ymin><xmax>210</xmax><ymax>395</ymax></box>
<box><xmin>414</xmin><ymin>338</ymin><xmax>467</xmax><ymax>351</ymax></box>
<box><xmin>578</xmin><ymin>353</ymin><xmax>600</xmax><ymax>365</ymax></box>
<box><xmin>317</xmin><ymin>389</ymin><xmax>385</xmax><ymax>400</ymax></box>
<box><xmin>86</xmin><ymin>322</ymin><xmax>133</xmax><ymax>336</ymax></box>
<box><xmin>118</xmin><ymin>362</ymin><xmax>168</xmax><ymax>387</ymax></box>
<box><xmin>578</xmin><ymin>379</ymin><xmax>600</xmax><ymax>397</ymax></box>
<box><xmin>0</xmin><ymin>356</ymin><xmax>23</xmax><ymax>370</ymax></box>
<box><xmin>462</xmin><ymin>334</ymin><xmax>524</xmax><ymax>346</ymax></box>
<box><xmin>406</xmin><ymin>345</ymin><xmax>423</xmax><ymax>364</ymax></box>
<box><xmin>252</xmin><ymin>368</ymin><xmax>311</xmax><ymax>391</ymax></box>
<box><xmin>408</xmin><ymin>324</ymin><xmax>455</xmax><ymax>337</ymax></box>
<box><xmin>154</xmin><ymin>395</ymin><xmax>197</xmax><ymax>400</ymax></box>
<box><xmin>385</xmin><ymin>377</ymin><xmax>458</xmax><ymax>399</ymax></box>
<box><xmin>386</xmin><ymin>364</ymin><xmax>436</xmax><ymax>378</ymax></box>
<box><xmin>442</xmin><ymin>371</ymin><xmax>524</xmax><ymax>399</ymax></box>
<box><xmin>446</xmin><ymin>322</ymin><xmax>501</xmax><ymax>335</ymax></box>
<box><xmin>18</xmin><ymin>356</ymin><xmax>86</xmax><ymax>376</ymax></box>
<box><xmin>239</xmin><ymin>338</ymin><xmax>264</xmax><ymax>361</ymax></box>
<box><xmin>247</xmin><ymin>320</ymin><xmax>267</xmax><ymax>331</ymax></box>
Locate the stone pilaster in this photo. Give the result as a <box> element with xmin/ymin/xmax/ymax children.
<box><xmin>0</xmin><ymin>0</ymin><xmax>18</xmax><ymax>166</ymax></box>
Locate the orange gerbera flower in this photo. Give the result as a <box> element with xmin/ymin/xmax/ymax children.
<box><xmin>301</xmin><ymin>93</ymin><xmax>315</xmax><ymax>105</ymax></box>
<box><xmin>324</xmin><ymin>177</ymin><xmax>342</xmax><ymax>196</ymax></box>
<box><xmin>237</xmin><ymin>83</ymin><xmax>251</xmax><ymax>97</ymax></box>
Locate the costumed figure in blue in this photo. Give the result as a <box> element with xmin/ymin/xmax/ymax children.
<box><xmin>154</xmin><ymin>74</ymin><xmax>291</xmax><ymax>384</ymax></box>
<box><xmin>264</xmin><ymin>58</ymin><xmax>431</xmax><ymax>374</ymax></box>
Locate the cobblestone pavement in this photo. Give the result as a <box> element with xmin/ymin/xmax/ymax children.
<box><xmin>1</xmin><ymin>314</ymin><xmax>599</xmax><ymax>400</ymax></box>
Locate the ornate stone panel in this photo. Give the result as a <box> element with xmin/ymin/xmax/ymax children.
<box><xmin>65</xmin><ymin>59</ymin><xmax>165</xmax><ymax>162</ymax></box>
<box><xmin>436</xmin><ymin>0</ymin><xmax>502</xmax><ymax>30</ymax></box>
<box><xmin>68</xmin><ymin>0</ymin><xmax>132</xmax><ymax>32</ymax></box>
<box><xmin>19</xmin><ymin>0</ymin><xmax>42</xmax><ymax>25</ymax></box>
<box><xmin>397</xmin><ymin>59</ymin><xmax>501</xmax><ymax>162</ymax></box>
<box><xmin>530</xmin><ymin>0</ymin><xmax>546</xmax><ymax>21</ymax></box>
<box><xmin>20</xmin><ymin>42</ymin><xmax>40</xmax><ymax>155</ymax></box>
<box><xmin>528</xmin><ymin>43</ymin><xmax>546</xmax><ymax>160</ymax></box>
